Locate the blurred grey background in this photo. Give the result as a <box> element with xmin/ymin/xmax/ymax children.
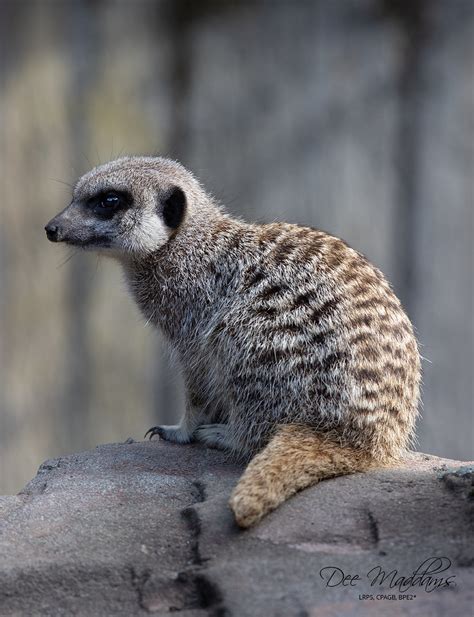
<box><xmin>0</xmin><ymin>0</ymin><xmax>473</xmax><ymax>494</ymax></box>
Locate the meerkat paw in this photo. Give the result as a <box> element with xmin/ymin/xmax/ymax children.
<box><xmin>193</xmin><ymin>424</ymin><xmax>230</xmax><ymax>450</ymax></box>
<box><xmin>144</xmin><ymin>424</ymin><xmax>193</xmax><ymax>444</ymax></box>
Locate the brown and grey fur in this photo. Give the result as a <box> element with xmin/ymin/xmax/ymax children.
<box><xmin>46</xmin><ymin>156</ymin><xmax>421</xmax><ymax>528</ymax></box>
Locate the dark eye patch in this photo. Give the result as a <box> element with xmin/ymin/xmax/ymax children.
<box><xmin>87</xmin><ymin>190</ymin><xmax>132</xmax><ymax>219</ymax></box>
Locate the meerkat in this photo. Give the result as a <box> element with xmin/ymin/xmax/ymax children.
<box><xmin>45</xmin><ymin>156</ymin><xmax>421</xmax><ymax>528</ymax></box>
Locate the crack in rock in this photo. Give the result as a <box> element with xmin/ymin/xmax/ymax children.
<box><xmin>440</xmin><ymin>467</ymin><xmax>474</xmax><ymax>500</ymax></box>
<box><xmin>129</xmin><ymin>565</ymin><xmax>151</xmax><ymax>610</ymax></box>
<box><xmin>367</xmin><ymin>510</ymin><xmax>380</xmax><ymax>546</ymax></box>
<box><xmin>181</xmin><ymin>506</ymin><xmax>204</xmax><ymax>566</ymax></box>
<box><xmin>176</xmin><ymin>570</ymin><xmax>228</xmax><ymax>616</ymax></box>
<box><xmin>176</xmin><ymin>480</ymin><xmax>229</xmax><ymax>615</ymax></box>
<box><xmin>191</xmin><ymin>480</ymin><xmax>206</xmax><ymax>503</ymax></box>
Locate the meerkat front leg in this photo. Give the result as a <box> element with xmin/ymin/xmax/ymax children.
<box><xmin>145</xmin><ymin>393</ymin><xmax>207</xmax><ymax>444</ymax></box>
<box><xmin>145</xmin><ymin>419</ymin><xmax>197</xmax><ymax>444</ymax></box>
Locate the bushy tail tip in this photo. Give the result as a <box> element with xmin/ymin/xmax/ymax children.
<box><xmin>229</xmin><ymin>424</ymin><xmax>377</xmax><ymax>528</ymax></box>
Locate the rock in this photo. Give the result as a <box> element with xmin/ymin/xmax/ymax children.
<box><xmin>0</xmin><ymin>442</ymin><xmax>473</xmax><ymax>616</ymax></box>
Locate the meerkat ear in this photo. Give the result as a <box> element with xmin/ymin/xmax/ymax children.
<box><xmin>161</xmin><ymin>186</ymin><xmax>187</xmax><ymax>229</ymax></box>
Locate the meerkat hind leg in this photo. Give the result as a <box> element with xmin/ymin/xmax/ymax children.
<box><xmin>193</xmin><ymin>423</ymin><xmax>232</xmax><ymax>450</ymax></box>
<box><xmin>229</xmin><ymin>424</ymin><xmax>377</xmax><ymax>528</ymax></box>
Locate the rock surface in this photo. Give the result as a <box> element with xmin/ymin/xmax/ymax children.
<box><xmin>0</xmin><ymin>440</ymin><xmax>473</xmax><ymax>616</ymax></box>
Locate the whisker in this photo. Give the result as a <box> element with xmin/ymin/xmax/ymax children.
<box><xmin>49</xmin><ymin>177</ymin><xmax>73</xmax><ymax>188</ymax></box>
<box><xmin>92</xmin><ymin>254</ymin><xmax>102</xmax><ymax>280</ymax></box>
<box><xmin>56</xmin><ymin>250</ymin><xmax>78</xmax><ymax>269</ymax></box>
<box><xmin>79</xmin><ymin>151</ymin><xmax>92</xmax><ymax>170</ymax></box>
<box><xmin>94</xmin><ymin>144</ymin><xmax>101</xmax><ymax>167</ymax></box>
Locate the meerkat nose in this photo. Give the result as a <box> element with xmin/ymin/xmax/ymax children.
<box><xmin>45</xmin><ymin>223</ymin><xmax>60</xmax><ymax>242</ymax></box>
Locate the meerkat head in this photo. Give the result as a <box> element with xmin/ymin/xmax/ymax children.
<box><xmin>45</xmin><ymin>156</ymin><xmax>203</xmax><ymax>257</ymax></box>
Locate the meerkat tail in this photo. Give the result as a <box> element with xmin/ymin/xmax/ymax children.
<box><xmin>229</xmin><ymin>424</ymin><xmax>378</xmax><ymax>528</ymax></box>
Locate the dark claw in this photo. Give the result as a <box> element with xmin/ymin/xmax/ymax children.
<box><xmin>144</xmin><ymin>426</ymin><xmax>165</xmax><ymax>440</ymax></box>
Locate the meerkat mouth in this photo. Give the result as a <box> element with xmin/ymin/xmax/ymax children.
<box><xmin>44</xmin><ymin>224</ymin><xmax>112</xmax><ymax>249</ymax></box>
<box><xmin>66</xmin><ymin>236</ymin><xmax>112</xmax><ymax>248</ymax></box>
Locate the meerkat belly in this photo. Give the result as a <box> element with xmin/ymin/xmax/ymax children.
<box><xmin>178</xmin><ymin>338</ymin><xmax>232</xmax><ymax>423</ymax></box>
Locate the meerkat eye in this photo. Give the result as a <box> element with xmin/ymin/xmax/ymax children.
<box><xmin>87</xmin><ymin>191</ymin><xmax>129</xmax><ymax>219</ymax></box>
<box><xmin>100</xmin><ymin>193</ymin><xmax>120</xmax><ymax>209</ymax></box>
